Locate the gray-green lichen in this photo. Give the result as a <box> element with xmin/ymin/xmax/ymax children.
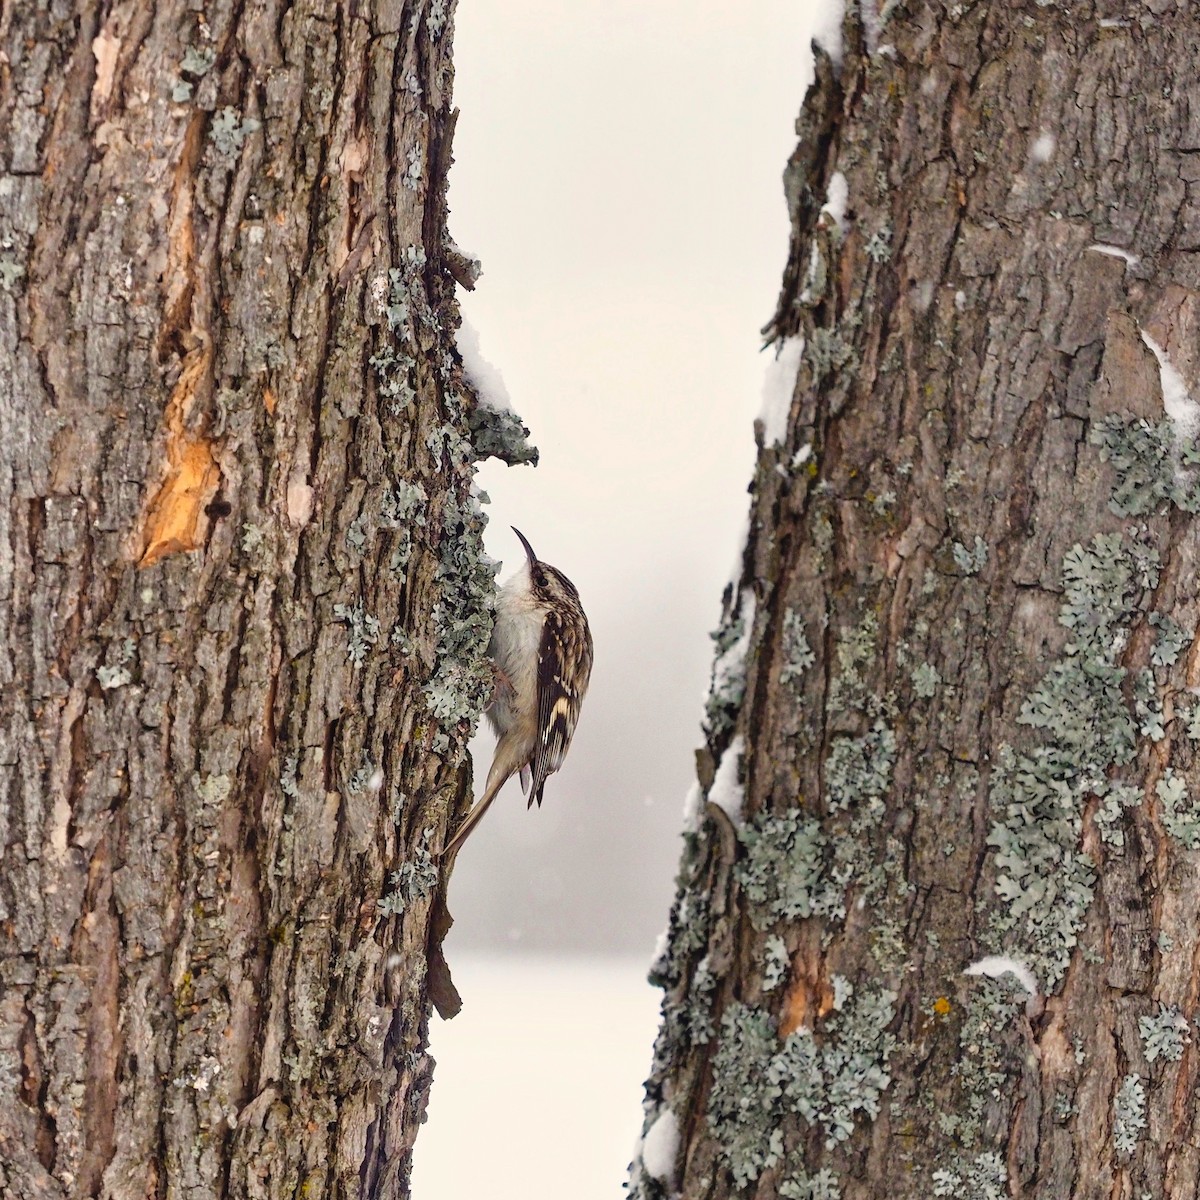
<box><xmin>1113</xmin><ymin>1073</ymin><xmax>1146</xmax><ymax>1158</ymax></box>
<box><xmin>371</xmin><ymin>269</ymin><xmax>418</xmax><ymax>412</ymax></box>
<box><xmin>864</xmin><ymin>225</ymin><xmax>893</xmax><ymax>263</ymax></box>
<box><xmin>377</xmin><ymin>829</ymin><xmax>438</xmax><ymax>917</ymax></box>
<box><xmin>1091</xmin><ymin>415</ymin><xmax>1200</xmax><ymax>515</ymax></box>
<box><xmin>1186</xmin><ymin>703</ymin><xmax>1200</xmax><ymax>742</ymax></box>
<box><xmin>708</xmin><ymin>986</ymin><xmax>896</xmax><ymax>1186</ymax></box>
<box><xmin>468</xmin><ymin>403</ymin><xmax>540</xmax><ymax>466</ymax></box>
<box><xmin>0</xmin><ymin>252</ymin><xmax>25</xmax><ymax>292</ymax></box>
<box><xmin>780</xmin><ymin>608</ymin><xmax>816</xmax><ymax>687</ymax></box>
<box><xmin>826</xmin><ymin>722</ymin><xmax>896</xmax><ymax>815</ymax></box>
<box><xmin>736</xmin><ymin>809</ymin><xmax>846</xmax><ymax>928</ymax></box>
<box><xmin>910</xmin><ymin>661</ymin><xmax>941</xmax><ymax>698</ymax></box>
<box><xmin>1149</xmin><ymin>612</ymin><xmax>1189</xmax><ymax>666</ymax></box>
<box><xmin>708</xmin><ymin>1005</ymin><xmax>784</xmax><ymax>1186</ymax></box>
<box><xmin>780</xmin><ymin>1168</ymin><xmax>842</xmax><ymax>1199</ymax></box>
<box><xmin>1138</xmin><ymin>1004</ymin><xmax>1188</xmax><ymax>1063</ymax></box>
<box><xmin>828</xmin><ymin>610</ymin><xmax>879</xmax><ymax>714</ymax></box>
<box><xmin>932</xmin><ymin>1152</ymin><xmax>1007</xmax><ymax>1199</ymax></box>
<box><xmin>806</xmin><ymin>327</ymin><xmax>857</xmax><ymax>382</ymax></box>
<box><xmin>1156</xmin><ymin>769</ymin><xmax>1200</xmax><ymax>848</ymax></box>
<box><xmin>1093</xmin><ymin>782</ymin><xmax>1142</xmax><ymax>848</ymax></box>
<box><xmin>422</xmin><ymin>490</ymin><xmax>497</xmax><ymax>729</ymax></box>
<box><xmin>97</xmin><ymin>664</ymin><xmax>132</xmax><ymax>690</ymax></box>
<box><xmin>939</xmin><ymin>978</ymin><xmax>1021</xmax><ymax>1151</ymax></box>
<box><xmin>209</xmin><ymin>106</ymin><xmax>260</xmax><ymax>155</ymax></box>
<box><xmin>763</xmin><ymin>934</ymin><xmax>790</xmax><ymax>991</ymax></box>
<box><xmin>987</xmin><ymin>532</ymin><xmax>1159</xmax><ymax>986</ymax></box>
<box><xmin>952</xmin><ymin>536</ymin><xmax>988</xmax><ymax>575</ymax></box>
<box><xmin>704</xmin><ymin>592</ymin><xmax>755</xmax><ymax>739</ymax></box>
<box><xmin>333</xmin><ymin>602</ymin><xmax>381</xmax><ymax>665</ymax></box>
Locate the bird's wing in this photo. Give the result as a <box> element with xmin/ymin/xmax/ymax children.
<box><xmin>528</xmin><ymin>609</ymin><xmax>594</xmax><ymax>808</ymax></box>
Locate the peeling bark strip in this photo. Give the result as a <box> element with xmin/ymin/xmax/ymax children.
<box><xmin>0</xmin><ymin>2</ymin><xmax>530</xmax><ymax>1197</ymax></box>
<box><xmin>633</xmin><ymin>8</ymin><xmax>1200</xmax><ymax>1200</ymax></box>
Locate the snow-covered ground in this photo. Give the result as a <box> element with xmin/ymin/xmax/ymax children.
<box><xmin>413</xmin><ymin>956</ymin><xmax>661</xmax><ymax>1198</ymax></box>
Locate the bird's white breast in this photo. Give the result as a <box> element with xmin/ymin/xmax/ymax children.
<box><xmin>487</xmin><ymin>567</ymin><xmax>544</xmax><ymax>738</ymax></box>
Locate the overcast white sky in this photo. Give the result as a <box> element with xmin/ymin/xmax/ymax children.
<box><xmin>444</xmin><ymin>0</ymin><xmax>830</xmax><ymax>955</ymax></box>
<box><xmin>418</xmin><ymin>2</ymin><xmax>827</xmax><ymax>1196</ymax></box>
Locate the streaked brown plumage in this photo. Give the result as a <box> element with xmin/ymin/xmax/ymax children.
<box><xmin>441</xmin><ymin>527</ymin><xmax>593</xmax><ymax>858</ymax></box>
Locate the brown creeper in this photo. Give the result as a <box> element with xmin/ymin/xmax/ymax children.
<box><xmin>441</xmin><ymin>527</ymin><xmax>594</xmax><ymax>857</ymax></box>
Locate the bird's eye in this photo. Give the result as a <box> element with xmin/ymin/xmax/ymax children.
<box><xmin>533</xmin><ymin>569</ymin><xmax>547</xmax><ymax>588</ymax></box>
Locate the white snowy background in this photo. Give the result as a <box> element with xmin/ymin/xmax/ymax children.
<box><xmin>415</xmin><ymin>3</ymin><xmax>831</xmax><ymax>1196</ymax></box>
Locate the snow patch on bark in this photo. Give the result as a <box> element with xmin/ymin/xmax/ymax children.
<box><xmin>759</xmin><ymin>336</ymin><xmax>805</xmax><ymax>448</ymax></box>
<box><xmin>822</xmin><ymin>171</ymin><xmax>849</xmax><ymax>235</ymax></box>
<box><xmin>1087</xmin><ymin>243</ymin><xmax>1139</xmax><ymax>268</ymax></box>
<box><xmin>709</xmin><ymin>735</ymin><xmax>746</xmax><ymax>827</ymax></box>
<box><xmin>641</xmin><ymin>1107</ymin><xmax>680</xmax><ymax>1185</ymax></box>
<box><xmin>456</xmin><ymin>318</ymin><xmax>512</xmax><ymax>413</ymax></box>
<box><xmin>1141</xmin><ymin>331</ymin><xmax>1200</xmax><ymax>434</ymax></box>
<box><xmin>964</xmin><ymin>955</ymin><xmax>1039</xmax><ymax>999</ymax></box>
<box><xmin>812</xmin><ymin>0</ymin><xmax>845</xmax><ymax>66</ymax></box>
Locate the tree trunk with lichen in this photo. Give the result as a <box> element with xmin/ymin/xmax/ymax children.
<box><xmin>0</xmin><ymin>2</ymin><xmax>524</xmax><ymax>1196</ymax></box>
<box><xmin>631</xmin><ymin>8</ymin><xmax>1200</xmax><ymax>1199</ymax></box>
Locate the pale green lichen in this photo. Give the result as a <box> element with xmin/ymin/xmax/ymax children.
<box><xmin>1186</xmin><ymin>704</ymin><xmax>1200</xmax><ymax>742</ymax></box>
<box><xmin>280</xmin><ymin>756</ymin><xmax>300</xmax><ymax>798</ymax></box>
<box><xmin>704</xmin><ymin>592</ymin><xmax>754</xmax><ymax>739</ymax></box>
<box><xmin>932</xmin><ymin>1152</ymin><xmax>1007</xmax><ymax>1199</ymax></box>
<box><xmin>780</xmin><ymin>1168</ymin><xmax>842</xmax><ymax>1200</ymax></box>
<box><xmin>209</xmin><ymin>106</ymin><xmax>260</xmax><ymax>154</ymax></box>
<box><xmin>468</xmin><ymin>404</ymin><xmax>539</xmax><ymax>466</ymax></box>
<box><xmin>828</xmin><ymin>611</ymin><xmax>878</xmax><ymax>714</ymax></box>
<box><xmin>1091</xmin><ymin>415</ymin><xmax>1200</xmax><ymax>515</ymax></box>
<box><xmin>707</xmin><ymin>987</ymin><xmax>896</xmax><ymax>1185</ymax></box>
<box><xmin>422</xmin><ymin>491</ymin><xmax>497</xmax><ymax>728</ymax></box>
<box><xmin>806</xmin><ymin>327</ymin><xmax>857</xmax><ymax>382</ymax></box>
<box><xmin>378</xmin><ymin>829</ymin><xmax>438</xmax><ymax>917</ymax></box>
<box><xmin>1150</xmin><ymin>613</ymin><xmax>1189</xmax><ymax>666</ymax></box>
<box><xmin>402</xmin><ymin>144</ymin><xmax>424</xmax><ymax>191</ymax></box>
<box><xmin>333</xmin><ymin>602</ymin><xmax>381</xmax><ymax>665</ymax></box>
<box><xmin>0</xmin><ymin>253</ymin><xmax>24</xmax><ymax>292</ymax></box>
<box><xmin>988</xmin><ymin>532</ymin><xmax>1159</xmax><ymax>986</ymax></box>
<box><xmin>371</xmin><ymin>269</ymin><xmax>418</xmax><ymax>411</ymax></box>
<box><xmin>381</xmin><ymin>480</ymin><xmax>427</xmax><ymax>526</ymax></box>
<box><xmin>348</xmin><ymin>758</ymin><xmax>376</xmax><ymax>793</ymax></box>
<box><xmin>780</xmin><ymin>609</ymin><xmax>816</xmax><ymax>687</ymax></box>
<box><xmin>1113</xmin><ymin>1073</ymin><xmax>1146</xmax><ymax>1158</ymax></box>
<box><xmin>865</xmin><ymin>225</ymin><xmax>892</xmax><ymax>263</ymax></box>
<box><xmin>1157</xmin><ymin>769</ymin><xmax>1200</xmax><ymax>848</ymax></box>
<box><xmin>193</xmin><ymin>773</ymin><xmax>232</xmax><ymax>805</ymax></box>
<box><xmin>910</xmin><ymin>661</ymin><xmax>941</xmax><ymax>698</ymax></box>
<box><xmin>1093</xmin><ymin>782</ymin><xmax>1142</xmax><ymax>848</ymax></box>
<box><xmin>97</xmin><ymin>664</ymin><xmax>132</xmax><ymax>690</ymax></box>
<box><xmin>870</xmin><ymin>489</ymin><xmax>896</xmax><ymax>515</ymax></box>
<box><xmin>1138</xmin><ymin>1004</ymin><xmax>1188</xmax><ymax>1063</ymax></box>
<box><xmin>708</xmin><ymin>1005</ymin><xmax>784</xmax><ymax>1186</ymax></box>
<box><xmin>952</xmin><ymin>536</ymin><xmax>988</xmax><ymax>575</ymax></box>
<box><xmin>826</xmin><ymin>722</ymin><xmax>896</xmax><ymax>815</ymax></box>
<box><xmin>943</xmin><ymin>978</ymin><xmax>1021</xmax><ymax>1148</ymax></box>
<box><xmin>772</xmin><ymin>982</ymin><xmax>897</xmax><ymax>1149</ymax></box>
<box><xmin>736</xmin><ymin>809</ymin><xmax>845</xmax><ymax>928</ymax></box>
<box><xmin>763</xmin><ymin>935</ymin><xmax>790</xmax><ymax>991</ymax></box>
<box><xmin>1134</xmin><ymin>668</ymin><xmax>1166</xmax><ymax>740</ymax></box>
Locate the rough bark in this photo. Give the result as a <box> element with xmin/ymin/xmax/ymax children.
<box><xmin>632</xmin><ymin>6</ymin><xmax>1200</xmax><ymax>1199</ymax></box>
<box><xmin>0</xmin><ymin>2</ymin><xmax>517</xmax><ymax>1196</ymax></box>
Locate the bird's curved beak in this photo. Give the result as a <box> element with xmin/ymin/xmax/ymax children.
<box><xmin>511</xmin><ymin>526</ymin><xmax>538</xmax><ymax>567</ymax></box>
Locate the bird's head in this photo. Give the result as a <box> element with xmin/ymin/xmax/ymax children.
<box><xmin>511</xmin><ymin>526</ymin><xmax>582</xmax><ymax>610</ymax></box>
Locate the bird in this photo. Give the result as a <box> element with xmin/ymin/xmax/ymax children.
<box><xmin>441</xmin><ymin>527</ymin><xmax>594</xmax><ymax>858</ymax></box>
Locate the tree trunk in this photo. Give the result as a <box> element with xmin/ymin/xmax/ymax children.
<box><xmin>632</xmin><ymin>8</ymin><xmax>1200</xmax><ymax>1199</ymax></box>
<box><xmin>0</xmin><ymin>2</ymin><xmax>518</xmax><ymax>1196</ymax></box>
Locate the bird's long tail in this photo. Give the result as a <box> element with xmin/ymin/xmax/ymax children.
<box><xmin>439</xmin><ymin>749</ymin><xmax>518</xmax><ymax>860</ymax></box>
